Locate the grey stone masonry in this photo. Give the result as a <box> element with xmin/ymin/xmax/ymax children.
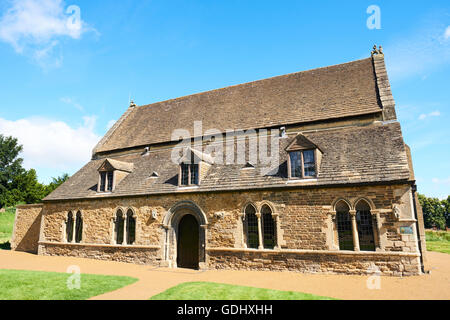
<box><xmin>373</xmin><ymin>54</ymin><xmax>397</xmax><ymax>121</ymax></box>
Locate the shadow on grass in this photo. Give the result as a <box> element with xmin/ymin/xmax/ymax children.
<box><xmin>0</xmin><ymin>241</ymin><xmax>11</xmax><ymax>250</ymax></box>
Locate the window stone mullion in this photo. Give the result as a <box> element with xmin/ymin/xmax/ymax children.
<box><xmin>349</xmin><ymin>210</ymin><xmax>360</xmax><ymax>251</ymax></box>
<box><xmin>256</xmin><ymin>212</ymin><xmax>263</xmax><ymax>250</ymax></box>
<box><xmin>124</xmin><ymin>214</ymin><xmax>128</xmax><ymax>245</ymax></box>
<box><xmin>71</xmin><ymin>215</ymin><xmax>76</xmax><ymax>244</ymax></box>
<box><xmin>273</xmin><ymin>213</ymin><xmax>280</xmax><ymax>250</ymax></box>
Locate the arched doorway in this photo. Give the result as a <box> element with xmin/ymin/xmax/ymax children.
<box><xmin>177</xmin><ymin>214</ymin><xmax>199</xmax><ymax>269</ymax></box>
<box><xmin>162</xmin><ymin>201</ymin><xmax>208</xmax><ymax>269</ymax></box>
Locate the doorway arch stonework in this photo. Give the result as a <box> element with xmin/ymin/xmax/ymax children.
<box><xmin>162</xmin><ymin>201</ymin><xmax>208</xmax><ymax>269</ymax></box>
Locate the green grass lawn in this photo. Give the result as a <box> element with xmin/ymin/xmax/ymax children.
<box><xmin>426</xmin><ymin>230</ymin><xmax>450</xmax><ymax>254</ymax></box>
<box><xmin>0</xmin><ymin>207</ymin><xmax>15</xmax><ymax>249</ymax></box>
<box><xmin>0</xmin><ymin>269</ymin><xmax>138</xmax><ymax>300</ymax></box>
<box><xmin>150</xmin><ymin>282</ymin><xmax>335</xmax><ymax>300</ymax></box>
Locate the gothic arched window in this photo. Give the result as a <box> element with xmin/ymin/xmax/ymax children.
<box><xmin>336</xmin><ymin>201</ymin><xmax>353</xmax><ymax>251</ymax></box>
<box><xmin>356</xmin><ymin>200</ymin><xmax>376</xmax><ymax>251</ymax></box>
<box><xmin>244</xmin><ymin>204</ymin><xmax>259</xmax><ymax>249</ymax></box>
<box><xmin>126</xmin><ymin>209</ymin><xmax>136</xmax><ymax>245</ymax></box>
<box><xmin>75</xmin><ymin>211</ymin><xmax>83</xmax><ymax>243</ymax></box>
<box><xmin>66</xmin><ymin>211</ymin><xmax>74</xmax><ymax>243</ymax></box>
<box><xmin>261</xmin><ymin>205</ymin><xmax>276</xmax><ymax>249</ymax></box>
<box><xmin>115</xmin><ymin>209</ymin><xmax>125</xmax><ymax>245</ymax></box>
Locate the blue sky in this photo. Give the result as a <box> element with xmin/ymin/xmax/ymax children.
<box><xmin>0</xmin><ymin>0</ymin><xmax>449</xmax><ymax>199</ymax></box>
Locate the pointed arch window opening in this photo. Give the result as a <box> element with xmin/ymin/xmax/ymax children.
<box><xmin>244</xmin><ymin>204</ymin><xmax>259</xmax><ymax>249</ymax></box>
<box><xmin>335</xmin><ymin>201</ymin><xmax>354</xmax><ymax>251</ymax></box>
<box><xmin>243</xmin><ymin>203</ymin><xmax>277</xmax><ymax>250</ymax></box>
<box><xmin>66</xmin><ymin>212</ymin><xmax>74</xmax><ymax>243</ymax></box>
<box><xmin>75</xmin><ymin>212</ymin><xmax>83</xmax><ymax>243</ymax></box>
<box><xmin>115</xmin><ymin>209</ymin><xmax>136</xmax><ymax>246</ymax></box>
<box><xmin>126</xmin><ymin>209</ymin><xmax>136</xmax><ymax>245</ymax></box>
<box><xmin>261</xmin><ymin>205</ymin><xmax>276</xmax><ymax>249</ymax></box>
<box><xmin>356</xmin><ymin>201</ymin><xmax>376</xmax><ymax>252</ymax></box>
<box><xmin>115</xmin><ymin>210</ymin><xmax>125</xmax><ymax>245</ymax></box>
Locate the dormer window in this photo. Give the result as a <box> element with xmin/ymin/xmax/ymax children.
<box><xmin>286</xmin><ymin>134</ymin><xmax>321</xmax><ymax>179</ymax></box>
<box><xmin>180</xmin><ymin>163</ymin><xmax>199</xmax><ymax>186</ymax></box>
<box><xmin>97</xmin><ymin>158</ymin><xmax>133</xmax><ymax>193</ymax></box>
<box><xmin>178</xmin><ymin>147</ymin><xmax>214</xmax><ymax>187</ymax></box>
<box><xmin>107</xmin><ymin>171</ymin><xmax>114</xmax><ymax>191</ymax></box>
<box><xmin>289</xmin><ymin>150</ymin><xmax>316</xmax><ymax>178</ymax></box>
<box><xmin>190</xmin><ymin>164</ymin><xmax>199</xmax><ymax>185</ymax></box>
<box><xmin>99</xmin><ymin>170</ymin><xmax>114</xmax><ymax>192</ymax></box>
<box><xmin>100</xmin><ymin>172</ymin><xmax>107</xmax><ymax>191</ymax></box>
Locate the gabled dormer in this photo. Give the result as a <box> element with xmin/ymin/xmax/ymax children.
<box><xmin>178</xmin><ymin>147</ymin><xmax>214</xmax><ymax>187</ymax></box>
<box><xmin>285</xmin><ymin>134</ymin><xmax>322</xmax><ymax>179</ymax></box>
<box><xmin>97</xmin><ymin>158</ymin><xmax>134</xmax><ymax>192</ymax></box>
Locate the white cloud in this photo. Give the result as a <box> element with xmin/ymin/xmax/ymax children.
<box><xmin>385</xmin><ymin>23</ymin><xmax>450</xmax><ymax>81</ymax></box>
<box><xmin>418</xmin><ymin>110</ymin><xmax>441</xmax><ymax>120</ymax></box>
<box><xmin>0</xmin><ymin>116</ymin><xmax>100</xmax><ymax>174</ymax></box>
<box><xmin>0</xmin><ymin>0</ymin><xmax>94</xmax><ymax>67</ymax></box>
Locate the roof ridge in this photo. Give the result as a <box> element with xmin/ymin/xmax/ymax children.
<box><xmin>136</xmin><ymin>57</ymin><xmax>374</xmax><ymax>110</ymax></box>
<box><xmin>92</xmin><ymin>104</ymin><xmax>137</xmax><ymax>157</ymax></box>
<box><xmin>95</xmin><ymin>55</ymin><xmax>383</xmax><ymax>154</ymax></box>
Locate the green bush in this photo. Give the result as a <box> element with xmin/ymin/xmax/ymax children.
<box><xmin>418</xmin><ymin>194</ymin><xmax>448</xmax><ymax>230</ymax></box>
<box><xmin>426</xmin><ymin>230</ymin><xmax>450</xmax><ymax>242</ymax></box>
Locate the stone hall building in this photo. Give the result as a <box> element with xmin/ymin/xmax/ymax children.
<box><xmin>11</xmin><ymin>48</ymin><xmax>428</xmax><ymax>276</ymax></box>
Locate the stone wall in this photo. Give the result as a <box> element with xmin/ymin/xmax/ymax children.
<box><xmin>207</xmin><ymin>249</ymin><xmax>421</xmax><ymax>276</ymax></box>
<box><xmin>13</xmin><ymin>183</ymin><xmax>425</xmax><ymax>276</ymax></box>
<box><xmin>11</xmin><ymin>204</ymin><xmax>43</xmax><ymax>253</ymax></box>
<box><xmin>39</xmin><ymin>242</ymin><xmax>161</xmax><ymax>265</ymax></box>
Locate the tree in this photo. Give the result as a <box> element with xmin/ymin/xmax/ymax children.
<box><xmin>0</xmin><ymin>134</ymin><xmax>71</xmax><ymax>207</ymax></box>
<box><xmin>0</xmin><ymin>135</ymin><xmax>25</xmax><ymax>208</ymax></box>
<box><xmin>0</xmin><ymin>134</ymin><xmax>51</xmax><ymax>207</ymax></box>
<box><xmin>44</xmin><ymin>173</ymin><xmax>70</xmax><ymax>196</ymax></box>
<box><xmin>418</xmin><ymin>193</ymin><xmax>447</xmax><ymax>230</ymax></box>
<box><xmin>444</xmin><ymin>196</ymin><xmax>450</xmax><ymax>228</ymax></box>
<box><xmin>14</xmin><ymin>169</ymin><xmax>47</xmax><ymax>204</ymax></box>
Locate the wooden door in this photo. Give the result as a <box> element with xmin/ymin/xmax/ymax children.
<box><xmin>177</xmin><ymin>214</ymin><xmax>199</xmax><ymax>269</ymax></box>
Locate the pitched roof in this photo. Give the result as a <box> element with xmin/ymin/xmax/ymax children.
<box><xmin>45</xmin><ymin>122</ymin><xmax>410</xmax><ymax>201</ymax></box>
<box><xmin>98</xmin><ymin>158</ymin><xmax>134</xmax><ymax>172</ymax></box>
<box><xmin>94</xmin><ymin>58</ymin><xmax>383</xmax><ymax>154</ymax></box>
<box><xmin>285</xmin><ymin>134</ymin><xmax>319</xmax><ymax>151</ymax></box>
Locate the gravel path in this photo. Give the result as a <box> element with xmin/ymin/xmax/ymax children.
<box><xmin>0</xmin><ymin>250</ymin><xmax>449</xmax><ymax>300</ymax></box>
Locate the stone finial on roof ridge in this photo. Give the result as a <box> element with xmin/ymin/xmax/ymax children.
<box><xmin>371</xmin><ymin>44</ymin><xmax>383</xmax><ymax>56</ymax></box>
<box><xmin>371</xmin><ymin>45</ymin><xmax>397</xmax><ymax>121</ymax></box>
